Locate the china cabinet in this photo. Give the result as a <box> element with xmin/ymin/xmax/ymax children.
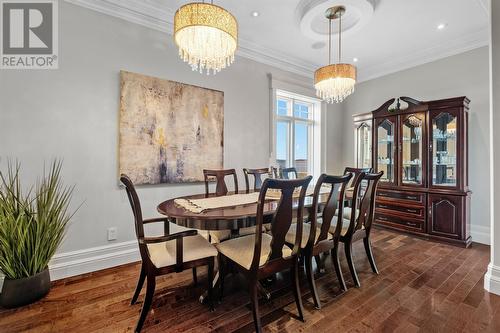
<box><xmin>354</xmin><ymin>96</ymin><xmax>471</xmax><ymax>247</ymax></box>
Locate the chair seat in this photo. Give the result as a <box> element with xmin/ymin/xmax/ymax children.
<box><xmin>147</xmin><ymin>234</ymin><xmax>218</xmax><ymax>268</ymax></box>
<box><xmin>285</xmin><ymin>223</ymin><xmax>332</xmax><ymax>248</ymax></box>
<box><xmin>317</xmin><ymin>216</ymin><xmax>361</xmax><ymax>237</ymax></box>
<box><xmin>335</xmin><ymin>207</ymin><xmax>358</xmax><ymax>220</ymax></box>
<box><xmin>238</xmin><ymin>223</ymin><xmax>271</xmax><ymax>236</ymax></box>
<box><xmin>209</xmin><ymin>230</ymin><xmax>232</xmax><ymax>243</ymax></box>
<box><xmin>215</xmin><ymin>233</ymin><xmax>292</xmax><ymax>270</ymax></box>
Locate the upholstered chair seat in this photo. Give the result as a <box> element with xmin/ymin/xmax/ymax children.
<box><xmin>215</xmin><ymin>233</ymin><xmax>292</xmax><ymax>270</ymax></box>
<box><xmin>284</xmin><ymin>223</ymin><xmax>332</xmax><ymax>248</ymax></box>
<box><xmin>317</xmin><ymin>216</ymin><xmax>355</xmax><ymax>237</ymax></box>
<box><xmin>147</xmin><ymin>235</ymin><xmax>218</xmax><ymax>268</ymax></box>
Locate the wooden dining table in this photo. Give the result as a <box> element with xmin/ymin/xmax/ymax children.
<box><xmin>157</xmin><ymin>187</ymin><xmax>354</xmax><ymax>303</ymax></box>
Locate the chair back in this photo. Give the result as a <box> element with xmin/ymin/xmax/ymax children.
<box><xmin>203</xmin><ymin>169</ymin><xmax>238</xmax><ymax>197</ymax></box>
<box><xmin>308</xmin><ymin>173</ymin><xmax>353</xmax><ymax>247</ymax></box>
<box><xmin>270</xmin><ymin>166</ymin><xmax>280</xmax><ymax>179</ymax></box>
<box><xmin>345</xmin><ymin>172</ymin><xmax>383</xmax><ymax>237</ymax></box>
<box><xmin>344</xmin><ymin>167</ymin><xmax>373</xmax><ymax>188</ymax></box>
<box><xmin>120</xmin><ymin>174</ymin><xmax>145</xmax><ymax>239</ymax></box>
<box><xmin>251</xmin><ymin>176</ymin><xmax>312</xmax><ymax>272</ymax></box>
<box><xmin>243</xmin><ymin>168</ymin><xmax>270</xmax><ymax>193</ymax></box>
<box><xmin>120</xmin><ymin>174</ymin><xmax>152</xmax><ymax>264</ymax></box>
<box><xmin>281</xmin><ymin>167</ymin><xmax>298</xmax><ymax>179</ymax></box>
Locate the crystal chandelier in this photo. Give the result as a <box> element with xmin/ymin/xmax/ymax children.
<box><xmin>174</xmin><ymin>1</ymin><xmax>238</xmax><ymax>75</ymax></box>
<box><xmin>314</xmin><ymin>6</ymin><xmax>356</xmax><ymax>103</ymax></box>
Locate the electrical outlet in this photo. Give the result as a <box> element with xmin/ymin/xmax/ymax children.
<box><xmin>107</xmin><ymin>227</ymin><xmax>117</xmax><ymax>241</ymax></box>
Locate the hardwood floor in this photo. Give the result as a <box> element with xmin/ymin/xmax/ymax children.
<box><xmin>0</xmin><ymin>228</ymin><xmax>498</xmax><ymax>332</ymax></box>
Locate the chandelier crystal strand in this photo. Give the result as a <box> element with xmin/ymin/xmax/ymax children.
<box><xmin>174</xmin><ymin>2</ymin><xmax>238</xmax><ymax>75</ymax></box>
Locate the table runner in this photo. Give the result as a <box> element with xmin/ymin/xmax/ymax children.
<box><xmin>174</xmin><ymin>185</ymin><xmax>334</xmax><ymax>213</ymax></box>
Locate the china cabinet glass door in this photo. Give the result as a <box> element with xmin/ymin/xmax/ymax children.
<box><xmin>356</xmin><ymin>122</ymin><xmax>371</xmax><ymax>169</ymax></box>
<box><xmin>431</xmin><ymin>111</ymin><xmax>458</xmax><ymax>187</ymax></box>
<box><xmin>376</xmin><ymin>117</ymin><xmax>396</xmax><ymax>184</ymax></box>
<box><xmin>401</xmin><ymin>114</ymin><xmax>425</xmax><ymax>186</ymax></box>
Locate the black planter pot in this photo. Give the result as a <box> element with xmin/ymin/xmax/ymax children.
<box><xmin>0</xmin><ymin>268</ymin><xmax>51</xmax><ymax>308</ymax></box>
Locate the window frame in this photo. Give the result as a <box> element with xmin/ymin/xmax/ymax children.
<box><xmin>273</xmin><ymin>90</ymin><xmax>322</xmax><ymax>178</ymax></box>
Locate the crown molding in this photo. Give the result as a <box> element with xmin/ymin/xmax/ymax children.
<box><xmin>65</xmin><ymin>0</ymin><xmax>488</xmax><ymax>83</ymax></box>
<box><xmin>359</xmin><ymin>27</ymin><xmax>489</xmax><ymax>83</ymax></box>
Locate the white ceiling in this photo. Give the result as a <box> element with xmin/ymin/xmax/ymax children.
<box><xmin>67</xmin><ymin>0</ymin><xmax>489</xmax><ymax>82</ymax></box>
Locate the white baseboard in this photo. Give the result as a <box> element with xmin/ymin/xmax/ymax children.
<box><xmin>471</xmin><ymin>225</ymin><xmax>491</xmax><ymax>245</ymax></box>
<box><xmin>48</xmin><ymin>240</ymin><xmax>140</xmax><ymax>280</ymax></box>
<box><xmin>485</xmin><ymin>263</ymin><xmax>500</xmax><ymax>295</ymax></box>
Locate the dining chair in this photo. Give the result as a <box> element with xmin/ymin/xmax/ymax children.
<box><xmin>330</xmin><ymin>171</ymin><xmax>383</xmax><ymax>288</ymax></box>
<box><xmin>270</xmin><ymin>166</ymin><xmax>281</xmax><ymax>179</ymax></box>
<box><xmin>203</xmin><ymin>169</ymin><xmax>239</xmax><ymax>197</ymax></box>
<box><xmin>284</xmin><ymin>173</ymin><xmax>352</xmax><ymax>309</ymax></box>
<box><xmin>243</xmin><ymin>167</ymin><xmax>271</xmax><ymax>193</ymax></box>
<box><xmin>216</xmin><ymin>176</ymin><xmax>313</xmax><ymax>333</ymax></box>
<box><xmin>340</xmin><ymin>167</ymin><xmax>373</xmax><ymax>219</ymax></box>
<box><xmin>281</xmin><ymin>167</ymin><xmax>298</xmax><ymax>179</ymax></box>
<box><xmin>120</xmin><ymin>174</ymin><xmax>218</xmax><ymax>332</ymax></box>
<box><xmin>203</xmin><ymin>169</ymin><xmax>239</xmax><ymax>242</ymax></box>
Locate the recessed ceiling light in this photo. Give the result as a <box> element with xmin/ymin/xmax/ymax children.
<box><xmin>353</xmin><ymin>57</ymin><xmax>359</xmax><ymax>62</ymax></box>
<box><xmin>437</xmin><ymin>23</ymin><xmax>447</xmax><ymax>30</ymax></box>
<box><xmin>251</xmin><ymin>11</ymin><xmax>259</xmax><ymax>17</ymax></box>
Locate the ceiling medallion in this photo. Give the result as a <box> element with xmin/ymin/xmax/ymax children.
<box><xmin>174</xmin><ymin>1</ymin><xmax>238</xmax><ymax>74</ymax></box>
<box><xmin>314</xmin><ymin>6</ymin><xmax>357</xmax><ymax>103</ymax></box>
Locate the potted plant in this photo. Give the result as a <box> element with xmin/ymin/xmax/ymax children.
<box><xmin>0</xmin><ymin>161</ymin><xmax>76</xmax><ymax>308</ymax></box>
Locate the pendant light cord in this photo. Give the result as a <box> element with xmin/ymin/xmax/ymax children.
<box><xmin>338</xmin><ymin>11</ymin><xmax>342</xmax><ymax>63</ymax></box>
<box><xmin>328</xmin><ymin>17</ymin><xmax>332</xmax><ymax>65</ymax></box>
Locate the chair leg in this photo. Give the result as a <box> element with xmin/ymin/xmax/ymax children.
<box><xmin>331</xmin><ymin>244</ymin><xmax>347</xmax><ymax>291</ymax></box>
<box><xmin>219</xmin><ymin>254</ymin><xmax>225</xmax><ymax>301</ymax></box>
<box><xmin>363</xmin><ymin>236</ymin><xmax>379</xmax><ymax>274</ymax></box>
<box><xmin>250</xmin><ymin>282</ymin><xmax>262</xmax><ymax>333</ymax></box>
<box><xmin>345</xmin><ymin>240</ymin><xmax>360</xmax><ymax>288</ymax></box>
<box><xmin>135</xmin><ymin>273</ymin><xmax>155</xmax><ymax>333</ymax></box>
<box><xmin>314</xmin><ymin>254</ymin><xmax>325</xmax><ymax>274</ymax></box>
<box><xmin>305</xmin><ymin>254</ymin><xmax>321</xmax><ymax>309</ymax></box>
<box><xmin>131</xmin><ymin>264</ymin><xmax>146</xmax><ymax>305</ymax></box>
<box><xmin>207</xmin><ymin>259</ymin><xmax>215</xmax><ymax>311</ymax></box>
<box><xmin>192</xmin><ymin>267</ymin><xmax>198</xmax><ymax>286</ymax></box>
<box><xmin>292</xmin><ymin>260</ymin><xmax>305</xmax><ymax>322</ymax></box>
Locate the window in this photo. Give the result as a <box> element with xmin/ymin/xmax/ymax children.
<box><xmin>274</xmin><ymin>90</ymin><xmax>322</xmax><ymax>178</ymax></box>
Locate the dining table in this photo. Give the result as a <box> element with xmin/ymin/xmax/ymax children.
<box><xmin>156</xmin><ymin>188</ymin><xmax>354</xmax><ymax>303</ymax></box>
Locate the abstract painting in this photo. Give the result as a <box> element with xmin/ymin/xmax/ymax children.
<box><xmin>119</xmin><ymin>71</ymin><xmax>224</xmax><ymax>185</ymax></box>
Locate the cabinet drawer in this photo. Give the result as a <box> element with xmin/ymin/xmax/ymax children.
<box><xmin>375</xmin><ymin>213</ymin><xmax>425</xmax><ymax>232</ymax></box>
<box><xmin>375</xmin><ymin>202</ymin><xmax>425</xmax><ymax>219</ymax></box>
<box><xmin>377</xmin><ymin>190</ymin><xmax>425</xmax><ymax>205</ymax></box>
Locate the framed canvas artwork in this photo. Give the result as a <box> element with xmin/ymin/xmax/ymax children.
<box><xmin>119</xmin><ymin>71</ymin><xmax>224</xmax><ymax>185</ymax></box>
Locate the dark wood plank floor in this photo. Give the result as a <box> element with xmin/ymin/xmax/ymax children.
<box><xmin>0</xmin><ymin>228</ymin><xmax>498</xmax><ymax>332</ymax></box>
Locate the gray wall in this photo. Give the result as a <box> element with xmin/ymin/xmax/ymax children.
<box><xmin>329</xmin><ymin>47</ymin><xmax>490</xmax><ymax>243</ymax></box>
<box><xmin>0</xmin><ymin>2</ymin><xmax>315</xmax><ymax>253</ymax></box>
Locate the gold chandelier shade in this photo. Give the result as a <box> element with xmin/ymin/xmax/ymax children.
<box><xmin>174</xmin><ymin>3</ymin><xmax>238</xmax><ymax>74</ymax></box>
<box><xmin>314</xmin><ymin>63</ymin><xmax>357</xmax><ymax>103</ymax></box>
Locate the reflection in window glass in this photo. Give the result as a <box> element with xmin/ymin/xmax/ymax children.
<box><xmin>293</xmin><ymin>103</ymin><xmax>310</xmax><ymax>119</ymax></box>
<box><xmin>277</xmin><ymin>99</ymin><xmax>288</xmax><ymax>116</ymax></box>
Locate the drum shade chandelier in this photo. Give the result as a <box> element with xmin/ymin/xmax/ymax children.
<box><xmin>314</xmin><ymin>6</ymin><xmax>357</xmax><ymax>103</ymax></box>
<box><xmin>174</xmin><ymin>1</ymin><xmax>238</xmax><ymax>74</ymax></box>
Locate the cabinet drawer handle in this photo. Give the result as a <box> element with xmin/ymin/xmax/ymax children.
<box><xmin>405</xmin><ymin>196</ymin><xmax>419</xmax><ymax>200</ymax></box>
<box><xmin>379</xmin><ymin>204</ymin><xmax>389</xmax><ymax>209</ymax></box>
<box><xmin>378</xmin><ymin>216</ymin><xmax>389</xmax><ymax>221</ymax></box>
<box><xmin>405</xmin><ymin>208</ymin><xmax>419</xmax><ymax>214</ymax></box>
<box><xmin>407</xmin><ymin>222</ymin><xmax>418</xmax><ymax>227</ymax></box>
